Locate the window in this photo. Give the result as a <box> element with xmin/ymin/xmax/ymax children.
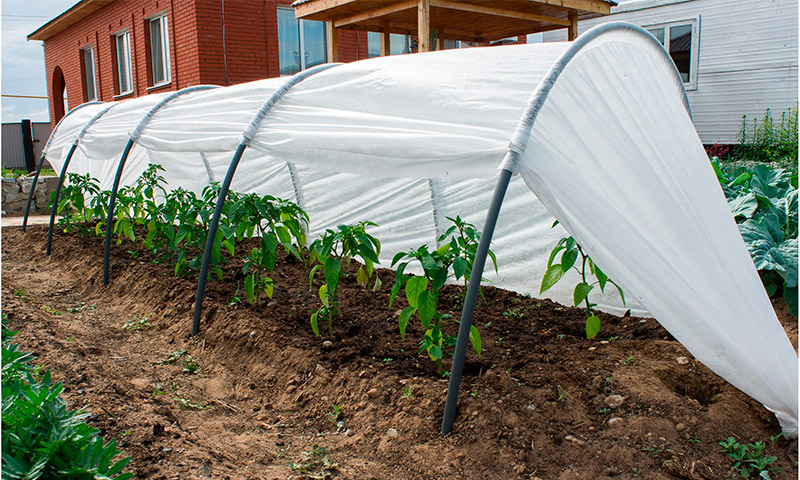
<box><xmin>149</xmin><ymin>14</ymin><xmax>171</xmax><ymax>86</ymax></box>
<box><xmin>277</xmin><ymin>7</ymin><xmax>327</xmax><ymax>76</ymax></box>
<box><xmin>366</xmin><ymin>32</ymin><xmax>412</xmax><ymax>58</ymax></box>
<box><xmin>645</xmin><ymin>19</ymin><xmax>699</xmax><ymax>89</ymax></box>
<box><xmin>82</xmin><ymin>46</ymin><xmax>97</xmax><ymax>101</ymax></box>
<box><xmin>115</xmin><ymin>31</ymin><xmax>133</xmax><ymax>94</ymax></box>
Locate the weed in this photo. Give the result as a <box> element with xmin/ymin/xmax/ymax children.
<box><xmin>228</xmin><ymin>283</ymin><xmax>242</xmax><ymax>306</ymax></box>
<box><xmin>502</xmin><ymin>307</ymin><xmax>524</xmax><ymax>319</ymax></box>
<box><xmin>152</xmin><ymin>349</ymin><xmax>187</xmax><ymax>365</ymax></box>
<box><xmin>151</xmin><ymin>383</ymin><xmax>168</xmax><ymax>396</ymax></box>
<box><xmin>41</xmin><ymin>304</ymin><xmax>65</xmax><ymax>316</ymax></box>
<box><xmin>383</xmin><ymin>357</ymin><xmax>393</xmax><ymax>365</ymax></box>
<box><xmin>326</xmin><ymin>404</ymin><xmax>345</xmax><ymax>431</ymax></box>
<box><xmin>495</xmin><ymin>336</ymin><xmax>504</xmax><ymax>345</ymax></box>
<box><xmin>719</xmin><ymin>437</ymin><xmax>779</xmax><ymax>478</ymax></box>
<box><xmin>469</xmin><ymin>387</ymin><xmax>478</xmax><ymax>398</ymax></box>
<box><xmin>689</xmin><ymin>434</ymin><xmax>703</xmax><ymax>445</ymax></box>
<box><xmin>288</xmin><ymin>444</ymin><xmax>337</xmax><ymax>479</ymax></box>
<box><xmin>557</xmin><ymin>334</ymin><xmax>566</xmax><ymax>340</ymax></box>
<box><xmin>123</xmin><ymin>314</ymin><xmax>151</xmax><ymax>331</ymax></box>
<box><xmin>174</xmin><ymin>393</ymin><xmax>210</xmax><ymax>410</ymax></box>
<box><xmin>401</xmin><ymin>386</ymin><xmax>412</xmax><ymax>398</ymax></box>
<box><xmin>182</xmin><ymin>356</ymin><xmax>200</xmax><ymax>374</ymax></box>
<box><xmin>607</xmin><ymin>336</ymin><xmax>619</xmax><ymax>342</ymax></box>
<box><xmin>67</xmin><ymin>301</ymin><xmax>96</xmax><ymax>313</ymax></box>
<box><xmin>632</xmin><ymin>467</ymin><xmax>642</xmax><ymax>477</ymax></box>
<box><xmin>13</xmin><ymin>288</ymin><xmax>26</xmax><ymax>302</ymax></box>
<box><xmin>623</xmin><ymin>355</ymin><xmax>635</xmax><ymax>367</ymax></box>
<box><xmin>557</xmin><ymin>385</ymin><xmax>568</xmax><ymax>401</ymax></box>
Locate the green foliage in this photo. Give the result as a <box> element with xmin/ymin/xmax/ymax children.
<box><xmin>230</xmin><ymin>193</ymin><xmax>308</xmax><ymax>305</ymax></box>
<box><xmin>2</xmin><ymin>318</ymin><xmax>131</xmax><ymax>480</ymax></box>
<box><xmin>390</xmin><ymin>217</ymin><xmax>492</xmax><ymax>374</ymax></box>
<box><xmin>712</xmin><ymin>159</ymin><xmax>798</xmax><ymax>316</ymax></box>
<box><xmin>719</xmin><ymin>437</ymin><xmax>779</xmax><ymax>479</ymax></box>
<box><xmin>54</xmin><ymin>172</ymin><xmax>102</xmax><ymax>235</ymax></box>
<box><xmin>540</xmin><ymin>223</ymin><xmax>624</xmax><ymax>339</ymax></box>
<box><xmin>309</xmin><ymin>221</ymin><xmax>381</xmax><ymax>337</ymax></box>
<box><xmin>735</xmin><ymin>106</ymin><xmax>798</xmax><ymax>166</ymax></box>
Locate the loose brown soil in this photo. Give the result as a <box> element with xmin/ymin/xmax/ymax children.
<box><xmin>2</xmin><ymin>225</ymin><xmax>797</xmax><ymax>480</ymax></box>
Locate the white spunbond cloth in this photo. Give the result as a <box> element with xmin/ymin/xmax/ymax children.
<box><xmin>45</xmin><ymin>23</ymin><xmax>797</xmax><ymax>434</ymax></box>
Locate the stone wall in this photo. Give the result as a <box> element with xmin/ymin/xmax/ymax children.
<box><xmin>2</xmin><ymin>176</ymin><xmax>58</xmax><ymax>216</ymax></box>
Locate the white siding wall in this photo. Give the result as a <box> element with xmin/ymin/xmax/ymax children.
<box><xmin>544</xmin><ymin>0</ymin><xmax>798</xmax><ymax>143</ymax></box>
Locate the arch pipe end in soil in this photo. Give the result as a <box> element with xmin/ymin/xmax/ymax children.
<box><xmin>22</xmin><ymin>153</ymin><xmax>47</xmax><ymax>232</ymax></box>
<box><xmin>45</xmin><ymin>142</ymin><xmax>79</xmax><ymax>256</ymax></box>
<box><xmin>440</xmin><ymin>165</ymin><xmax>513</xmax><ymax>435</ymax></box>
<box><xmin>102</xmin><ymin>139</ymin><xmax>135</xmax><ymax>286</ymax></box>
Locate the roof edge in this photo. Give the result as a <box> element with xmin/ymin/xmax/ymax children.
<box><xmin>28</xmin><ymin>0</ymin><xmax>114</xmax><ymax>42</ymax></box>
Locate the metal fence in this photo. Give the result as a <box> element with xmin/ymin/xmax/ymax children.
<box><xmin>2</xmin><ymin>121</ymin><xmax>51</xmax><ymax>170</ymax></box>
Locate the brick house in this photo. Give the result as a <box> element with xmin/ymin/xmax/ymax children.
<box><xmin>28</xmin><ymin>0</ymin><xmax>415</xmax><ymax>125</ymax></box>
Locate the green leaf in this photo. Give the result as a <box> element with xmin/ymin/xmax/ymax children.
<box><xmin>739</xmin><ymin>219</ymin><xmax>798</xmax><ymax>287</ymax></box>
<box><xmin>310</xmin><ymin>311</ymin><xmax>320</xmax><ymax>336</ymax></box>
<box><xmin>561</xmin><ymin>247</ymin><xmax>578</xmax><ymax>271</ymax></box>
<box><xmin>728</xmin><ymin>193</ymin><xmax>759</xmax><ymax>219</ymax></box>
<box><xmin>324</xmin><ymin>257</ymin><xmax>341</xmax><ymax>292</ymax></box>
<box><xmin>417</xmin><ymin>290</ymin><xmax>436</xmax><ymax>329</ymax></box>
<box><xmin>540</xmin><ymin>265</ymin><xmax>564</xmax><ymax>294</ymax></box>
<box><xmin>319</xmin><ymin>284</ymin><xmax>329</xmax><ymax>307</ymax></box>
<box><xmin>421</xmin><ymin>254</ymin><xmax>438</xmax><ymax>271</ymax></box>
<box><xmin>398</xmin><ymin>306</ymin><xmax>415</xmax><ymax>340</ymax></box>
<box><xmin>222</xmin><ymin>239</ymin><xmax>235</xmax><ymax>257</ymax></box>
<box><xmin>784</xmin><ymin>286</ymin><xmax>798</xmax><ymax>318</ymax></box>
<box><xmin>355</xmin><ymin>266</ymin><xmax>368</xmax><ymax>287</ymax></box>
<box><xmin>435</xmin><ymin>243</ymin><xmax>451</xmax><ymax>256</ymax></box>
<box><xmin>357</xmin><ymin>243</ymin><xmax>380</xmax><ymax>264</ymax></box>
<box><xmin>309</xmin><ymin>264</ymin><xmax>321</xmax><ymax>289</ymax></box>
<box><xmin>469</xmin><ymin>324</ymin><xmax>482</xmax><ymax>358</ymax></box>
<box><xmin>391</xmin><ymin>251</ymin><xmax>406</xmax><ymax>266</ymax></box>
<box><xmin>585</xmin><ymin>314</ymin><xmax>601</xmax><ymax>339</ymax></box>
<box><xmin>405</xmin><ymin>276</ymin><xmax>428</xmax><ymax>309</ymax></box>
<box><xmin>263</xmin><ymin>281</ymin><xmax>274</xmax><ymax>299</ymax></box>
<box><xmin>453</xmin><ymin>257</ymin><xmax>468</xmax><ymax>280</ymax></box>
<box><xmin>245</xmin><ymin>275</ymin><xmax>255</xmax><ymax>304</ymax></box>
<box><xmin>573</xmin><ymin>282</ymin><xmax>593</xmax><ymax>307</ymax></box>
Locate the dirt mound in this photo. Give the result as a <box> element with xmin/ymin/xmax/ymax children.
<box><xmin>2</xmin><ymin>225</ymin><xmax>797</xmax><ymax>479</ymax></box>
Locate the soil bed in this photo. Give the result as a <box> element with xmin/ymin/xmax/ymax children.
<box><xmin>2</xmin><ymin>225</ymin><xmax>797</xmax><ymax>479</ymax></box>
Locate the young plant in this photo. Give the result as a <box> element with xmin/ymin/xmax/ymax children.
<box><xmin>308</xmin><ymin>221</ymin><xmax>381</xmax><ymax>337</ymax></box>
<box><xmin>229</xmin><ymin>193</ymin><xmax>309</xmax><ymax>305</ymax></box>
<box><xmin>540</xmin><ymin>222</ymin><xmax>625</xmax><ymax>339</ymax></box>
<box><xmin>719</xmin><ymin>437</ymin><xmax>779</xmax><ymax>478</ymax></box>
<box><xmin>389</xmin><ymin>217</ymin><xmax>493</xmax><ymax>375</ymax></box>
<box><xmin>54</xmin><ymin>172</ymin><xmax>102</xmax><ymax>235</ymax></box>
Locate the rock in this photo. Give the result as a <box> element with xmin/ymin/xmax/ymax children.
<box><xmin>286</xmin><ymin>385</ymin><xmax>296</xmax><ymax>394</ymax></box>
<box><xmin>322</xmin><ymin>340</ymin><xmax>333</xmax><ymax>348</ymax></box>
<box><xmin>676</xmin><ymin>356</ymin><xmax>689</xmax><ymax>365</ymax></box>
<box><xmin>607</xmin><ymin>417</ymin><xmax>623</xmax><ymax>427</ymax></box>
<box><xmin>513</xmin><ymin>463</ymin><xmax>526</xmax><ymax>474</ymax></box>
<box><xmin>526</xmin><ymin>403</ymin><xmax>536</xmax><ymax>411</ymax></box>
<box><xmin>366</xmin><ymin>388</ymin><xmax>379</xmax><ymax>398</ymax></box>
<box><xmin>19</xmin><ymin>178</ymin><xmax>33</xmax><ymax>194</ymax></box>
<box><xmin>386</xmin><ymin>428</ymin><xmax>398</xmax><ymax>438</ymax></box>
<box><xmin>565</xmin><ymin>435</ymin><xmax>586</xmax><ymax>446</ymax></box>
<box><xmin>604</xmin><ymin>394</ymin><xmax>625</xmax><ymax>409</ymax></box>
<box><xmin>676</xmin><ymin>422</ymin><xmax>686</xmax><ymax>432</ymax></box>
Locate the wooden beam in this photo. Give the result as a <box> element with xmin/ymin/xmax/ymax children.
<box><xmin>568</xmin><ymin>9</ymin><xmax>578</xmax><ymax>40</ymax></box>
<box><xmin>327</xmin><ymin>22</ymin><xmax>339</xmax><ymax>62</ymax></box>
<box><xmin>418</xmin><ymin>0</ymin><xmax>430</xmax><ymax>52</ymax></box>
<box><xmin>437</xmin><ymin>31</ymin><xmax>445</xmax><ymax>50</ymax></box>
<box><xmin>332</xmin><ymin>1</ymin><xmax>417</xmax><ymax>28</ymax></box>
<box><xmin>380</xmin><ymin>20</ymin><xmax>391</xmax><ymax>56</ymax></box>
<box><xmin>293</xmin><ymin>0</ymin><xmax>359</xmax><ymax>18</ymax></box>
<box><xmin>429</xmin><ymin>0</ymin><xmax>571</xmax><ymax>27</ymax></box>
<box><xmin>526</xmin><ymin>0</ymin><xmax>610</xmax><ymax>15</ymax></box>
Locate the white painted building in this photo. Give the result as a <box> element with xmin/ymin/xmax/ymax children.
<box><xmin>543</xmin><ymin>0</ymin><xmax>798</xmax><ymax>144</ymax></box>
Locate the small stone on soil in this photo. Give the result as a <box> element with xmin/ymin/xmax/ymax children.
<box><xmin>387</xmin><ymin>428</ymin><xmax>398</xmax><ymax>438</ymax></box>
<box><xmin>676</xmin><ymin>356</ymin><xmax>689</xmax><ymax>365</ymax></box>
<box><xmin>604</xmin><ymin>394</ymin><xmax>625</xmax><ymax>409</ymax></box>
<box><xmin>607</xmin><ymin>417</ymin><xmax>623</xmax><ymax>427</ymax></box>
<box><xmin>676</xmin><ymin>422</ymin><xmax>686</xmax><ymax>432</ymax></box>
<box><xmin>322</xmin><ymin>340</ymin><xmax>333</xmax><ymax>348</ymax></box>
<box><xmin>366</xmin><ymin>388</ymin><xmax>379</xmax><ymax>398</ymax></box>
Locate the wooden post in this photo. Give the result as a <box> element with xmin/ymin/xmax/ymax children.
<box><xmin>327</xmin><ymin>22</ymin><xmax>339</xmax><ymax>62</ymax></box>
<box><xmin>418</xmin><ymin>0</ymin><xmax>430</xmax><ymax>52</ymax></box>
<box><xmin>568</xmin><ymin>9</ymin><xmax>578</xmax><ymax>41</ymax></box>
<box><xmin>380</xmin><ymin>20</ymin><xmax>391</xmax><ymax>56</ymax></box>
<box><xmin>437</xmin><ymin>30</ymin><xmax>445</xmax><ymax>50</ymax></box>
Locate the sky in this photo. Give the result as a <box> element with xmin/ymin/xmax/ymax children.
<box><xmin>1</xmin><ymin>0</ymin><xmax>75</xmax><ymax>123</ymax></box>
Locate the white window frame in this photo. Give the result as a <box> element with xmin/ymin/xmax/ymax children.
<box><xmin>148</xmin><ymin>12</ymin><xmax>171</xmax><ymax>87</ymax></box>
<box><xmin>115</xmin><ymin>30</ymin><xmax>134</xmax><ymax>96</ymax></box>
<box><xmin>643</xmin><ymin>17</ymin><xmax>700</xmax><ymax>91</ymax></box>
<box><xmin>277</xmin><ymin>6</ymin><xmax>327</xmax><ymax>76</ymax></box>
<box><xmin>82</xmin><ymin>45</ymin><xmax>98</xmax><ymax>101</ymax></box>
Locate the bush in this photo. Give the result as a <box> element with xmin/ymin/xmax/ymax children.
<box><xmin>734</xmin><ymin>106</ymin><xmax>798</xmax><ymax>166</ymax></box>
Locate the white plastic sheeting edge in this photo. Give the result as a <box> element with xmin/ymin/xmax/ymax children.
<box><xmin>42</xmin><ymin>22</ymin><xmax>797</xmax><ymax>435</ymax></box>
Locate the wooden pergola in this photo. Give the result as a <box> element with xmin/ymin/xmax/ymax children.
<box><xmin>292</xmin><ymin>0</ymin><xmax>615</xmax><ymax>60</ymax></box>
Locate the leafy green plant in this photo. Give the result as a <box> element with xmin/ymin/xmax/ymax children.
<box><xmin>122</xmin><ymin>314</ymin><xmax>151</xmax><ymax>331</ymax></box>
<box><xmin>182</xmin><ymin>356</ymin><xmax>199</xmax><ymax>374</ymax></box>
<box><xmin>2</xmin><ymin>318</ymin><xmax>131</xmax><ymax>480</ymax></box>
<box><xmin>54</xmin><ymin>172</ymin><xmax>102</xmax><ymax>235</ymax></box>
<box><xmin>719</xmin><ymin>437</ymin><xmax>779</xmax><ymax>479</ymax></box>
<box><xmin>308</xmin><ymin>221</ymin><xmax>381</xmax><ymax>337</ymax></box>
<box><xmin>540</xmin><ymin>223</ymin><xmax>624</xmax><ymax>339</ymax></box>
<box><xmin>288</xmin><ymin>444</ymin><xmax>337</xmax><ymax>479</ymax></box>
<box><xmin>735</xmin><ymin>106</ymin><xmax>798</xmax><ymax>165</ymax></box>
<box><xmin>229</xmin><ymin>193</ymin><xmax>309</xmax><ymax>305</ymax></box>
<box><xmin>152</xmin><ymin>350</ymin><xmax>186</xmax><ymax>365</ymax></box>
<box><xmin>712</xmin><ymin>159</ymin><xmax>798</xmax><ymax>316</ymax></box>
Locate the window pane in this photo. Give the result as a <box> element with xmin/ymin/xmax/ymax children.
<box><xmin>150</xmin><ymin>18</ymin><xmax>164</xmax><ymax>85</ymax></box>
<box><xmin>116</xmin><ymin>34</ymin><xmax>132</xmax><ymax>93</ymax></box>
<box><xmin>390</xmin><ymin>34</ymin><xmax>410</xmax><ymax>55</ymax></box>
<box><xmin>368</xmin><ymin>31</ymin><xmax>380</xmax><ymax>58</ymax></box>
<box><xmin>278</xmin><ymin>8</ymin><xmax>301</xmax><ymax>75</ymax></box>
<box><xmin>669</xmin><ymin>24</ymin><xmax>692</xmax><ymax>82</ymax></box>
<box><xmin>647</xmin><ymin>27</ymin><xmax>665</xmax><ymax>45</ymax></box>
<box><xmin>162</xmin><ymin>16</ymin><xmax>171</xmax><ymax>82</ymax></box>
<box><xmin>301</xmin><ymin>20</ymin><xmax>327</xmax><ymax>69</ymax></box>
<box><xmin>84</xmin><ymin>48</ymin><xmax>96</xmax><ymax>101</ymax></box>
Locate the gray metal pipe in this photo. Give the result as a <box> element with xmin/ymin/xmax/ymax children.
<box><xmin>440</xmin><ymin>21</ymin><xmax>692</xmax><ymax>434</ymax></box>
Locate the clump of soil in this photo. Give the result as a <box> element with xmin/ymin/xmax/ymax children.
<box><xmin>2</xmin><ymin>225</ymin><xmax>797</xmax><ymax>479</ymax></box>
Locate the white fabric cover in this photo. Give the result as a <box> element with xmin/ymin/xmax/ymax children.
<box><xmin>45</xmin><ymin>24</ymin><xmax>798</xmax><ymax>434</ymax></box>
